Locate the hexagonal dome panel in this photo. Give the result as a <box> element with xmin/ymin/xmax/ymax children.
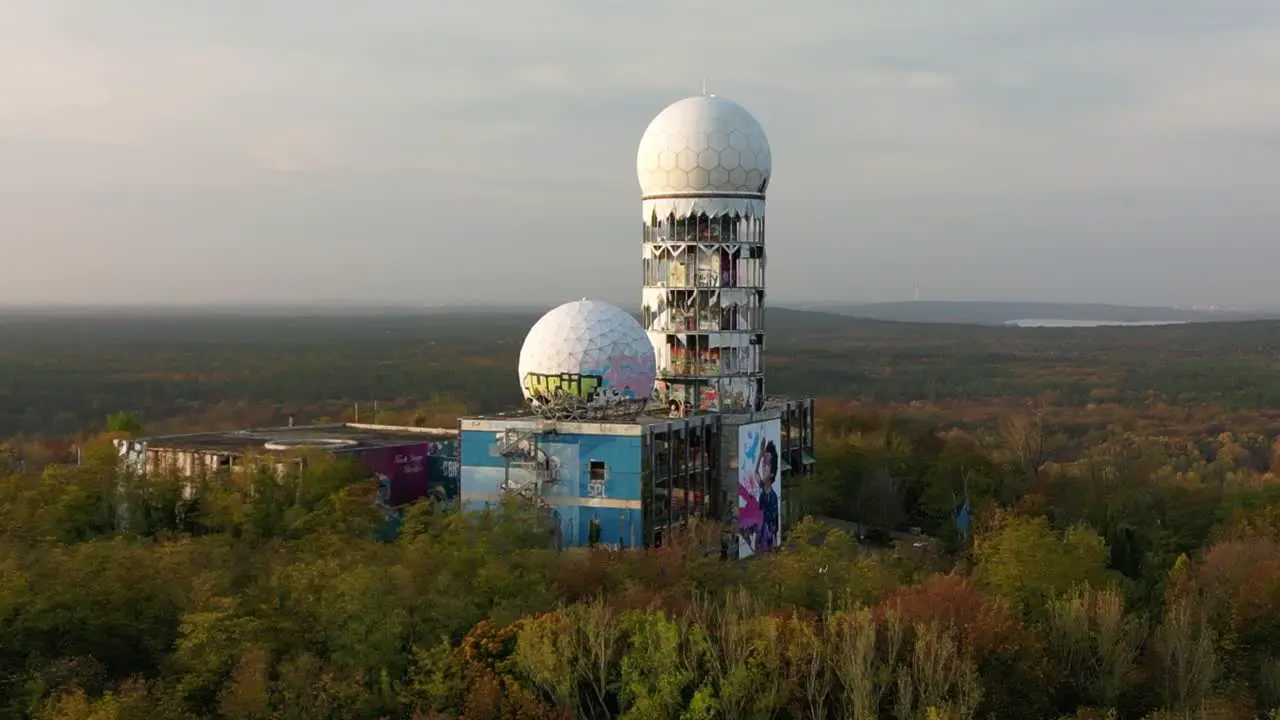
<box><xmin>689</xmin><ymin>167</ymin><xmax>710</xmax><ymax>190</ymax></box>
<box><xmin>635</xmin><ymin>95</ymin><xmax>773</xmax><ymax>196</ymax></box>
<box><xmin>676</xmin><ymin>148</ymin><xmax>697</xmax><ymax>172</ymax></box>
<box><xmin>519</xmin><ymin>300</ymin><xmax>656</xmax><ymax>408</ymax></box>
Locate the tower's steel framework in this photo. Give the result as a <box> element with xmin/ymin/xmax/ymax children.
<box><xmin>636</xmin><ymin>95</ymin><xmax>773</xmax><ymax>416</ymax></box>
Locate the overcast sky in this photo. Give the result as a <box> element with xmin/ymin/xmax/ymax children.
<box><xmin>1</xmin><ymin>0</ymin><xmax>1278</xmax><ymax>309</ymax></box>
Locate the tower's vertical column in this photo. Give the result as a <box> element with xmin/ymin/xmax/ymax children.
<box><xmin>636</xmin><ymin>95</ymin><xmax>772</xmax><ymax>417</ymax></box>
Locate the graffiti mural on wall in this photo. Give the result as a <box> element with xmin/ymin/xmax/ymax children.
<box><xmin>360</xmin><ymin>441</ymin><xmax>456</xmax><ymax>507</ymax></box>
<box><xmin>737</xmin><ymin>419</ymin><xmax>781</xmax><ymax>559</ymax></box>
<box><xmin>436</xmin><ymin>455</ymin><xmax>460</xmax><ymax>481</ymax></box>
<box><xmin>524</xmin><ymin>372</ymin><xmax>603</xmax><ymax>403</ymax></box>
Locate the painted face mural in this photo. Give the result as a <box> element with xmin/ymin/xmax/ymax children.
<box><xmin>738</xmin><ymin>420</ymin><xmax>782</xmax><ymax>559</ymax></box>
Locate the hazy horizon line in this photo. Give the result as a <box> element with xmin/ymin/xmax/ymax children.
<box><xmin>0</xmin><ymin>299</ymin><xmax>1272</xmax><ymax>314</ymax></box>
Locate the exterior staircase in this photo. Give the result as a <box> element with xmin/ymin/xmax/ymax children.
<box><xmin>498</xmin><ymin>428</ymin><xmax>559</xmax><ymax>499</ymax></box>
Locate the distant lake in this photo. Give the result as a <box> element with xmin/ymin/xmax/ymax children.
<box><xmin>1006</xmin><ymin>319</ymin><xmax>1190</xmax><ymax>328</ymax></box>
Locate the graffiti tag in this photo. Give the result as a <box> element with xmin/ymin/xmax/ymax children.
<box><xmin>393</xmin><ymin>453</ymin><xmax>426</xmax><ymax>473</ymax></box>
<box><xmin>523</xmin><ymin>372</ymin><xmax>604</xmax><ymax>402</ymax></box>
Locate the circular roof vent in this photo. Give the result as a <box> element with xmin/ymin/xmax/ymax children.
<box><xmin>263</xmin><ymin>438</ymin><xmax>358</xmax><ymax>451</ymax></box>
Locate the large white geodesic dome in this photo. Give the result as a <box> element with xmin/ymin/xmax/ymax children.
<box><xmin>518</xmin><ymin>300</ymin><xmax>656</xmax><ymax>413</ymax></box>
<box><xmin>636</xmin><ymin>95</ymin><xmax>772</xmax><ymax>197</ymax></box>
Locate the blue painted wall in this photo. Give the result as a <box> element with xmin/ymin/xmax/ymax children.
<box><xmin>460</xmin><ymin>427</ymin><xmax>645</xmax><ymax>548</ymax></box>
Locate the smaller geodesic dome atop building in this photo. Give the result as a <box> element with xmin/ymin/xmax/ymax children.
<box><xmin>517</xmin><ymin>299</ymin><xmax>656</xmax><ymax>419</ymax></box>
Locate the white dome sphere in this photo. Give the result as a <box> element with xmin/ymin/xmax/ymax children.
<box><xmin>518</xmin><ymin>300</ymin><xmax>656</xmax><ymax>409</ymax></box>
<box><xmin>636</xmin><ymin>95</ymin><xmax>772</xmax><ymax>198</ymax></box>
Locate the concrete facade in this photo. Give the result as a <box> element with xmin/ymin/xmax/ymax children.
<box><xmin>457</xmin><ymin>399</ymin><xmax>813</xmax><ymax>553</ymax></box>
<box><xmin>459</xmin><ymin>412</ymin><xmax>722</xmax><ymax>549</ymax></box>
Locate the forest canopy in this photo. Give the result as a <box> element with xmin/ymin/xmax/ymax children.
<box><xmin>4</xmin><ymin>311</ymin><xmax>1280</xmax><ymax>718</ymax></box>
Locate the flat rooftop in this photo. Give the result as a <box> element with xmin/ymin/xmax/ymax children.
<box><xmin>459</xmin><ymin>408</ymin><xmax>717</xmax><ymax>437</ymax></box>
<box><xmin>134</xmin><ymin>423</ymin><xmax>458</xmax><ymax>454</ymax></box>
<box><xmin>466</xmin><ymin>408</ymin><xmax>696</xmax><ymax>425</ymax></box>
<box><xmin>463</xmin><ymin>396</ymin><xmax>813</xmax><ymax>429</ymax></box>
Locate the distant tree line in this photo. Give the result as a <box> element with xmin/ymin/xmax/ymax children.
<box><xmin>10</xmin><ymin>314</ymin><xmax>1280</xmax><ymax>438</ymax></box>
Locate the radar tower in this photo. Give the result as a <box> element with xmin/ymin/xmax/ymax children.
<box><xmin>635</xmin><ymin>95</ymin><xmax>773</xmax><ymax>416</ymax></box>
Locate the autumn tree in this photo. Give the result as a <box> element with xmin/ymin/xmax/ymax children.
<box><xmin>974</xmin><ymin>512</ymin><xmax>1114</xmax><ymax>617</ymax></box>
<box><xmin>1047</xmin><ymin>586</ymin><xmax>1145</xmax><ymax>711</ymax></box>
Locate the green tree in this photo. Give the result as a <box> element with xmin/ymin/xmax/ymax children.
<box><xmin>616</xmin><ymin>610</ymin><xmax>694</xmax><ymax>719</ymax></box>
<box><xmin>170</xmin><ymin>594</ymin><xmax>264</xmax><ymax>712</ymax></box>
<box><xmin>974</xmin><ymin>512</ymin><xmax>1115</xmax><ymax>616</ymax></box>
<box><xmin>105</xmin><ymin>412</ymin><xmax>144</xmax><ymax>436</ymax></box>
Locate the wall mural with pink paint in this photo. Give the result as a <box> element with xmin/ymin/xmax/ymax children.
<box><xmin>358</xmin><ymin>440</ymin><xmax>458</xmax><ymax>509</ymax></box>
<box><xmin>737</xmin><ymin>419</ymin><xmax>781</xmax><ymax>559</ymax></box>
<box><xmin>594</xmin><ymin>353</ymin><xmax>657</xmax><ymax>402</ymax></box>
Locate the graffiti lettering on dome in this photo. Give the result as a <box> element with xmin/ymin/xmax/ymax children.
<box><xmin>523</xmin><ymin>372</ymin><xmax>604</xmax><ymax>402</ymax></box>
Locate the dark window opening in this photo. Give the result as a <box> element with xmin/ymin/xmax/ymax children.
<box><xmin>589</xmin><ymin>461</ymin><xmax>606</xmax><ymax>482</ymax></box>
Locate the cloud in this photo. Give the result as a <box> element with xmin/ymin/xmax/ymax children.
<box><xmin>1106</xmin><ymin>28</ymin><xmax>1280</xmax><ymax>136</ymax></box>
<box><xmin>1</xmin><ymin>0</ymin><xmax>1279</xmax><ymax>306</ymax></box>
<box><xmin>5</xmin><ymin>0</ymin><xmax>1271</xmax><ymax>175</ymax></box>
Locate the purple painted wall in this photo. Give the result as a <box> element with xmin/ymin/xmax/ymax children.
<box><xmin>356</xmin><ymin>440</ymin><xmax>456</xmax><ymax>506</ymax></box>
